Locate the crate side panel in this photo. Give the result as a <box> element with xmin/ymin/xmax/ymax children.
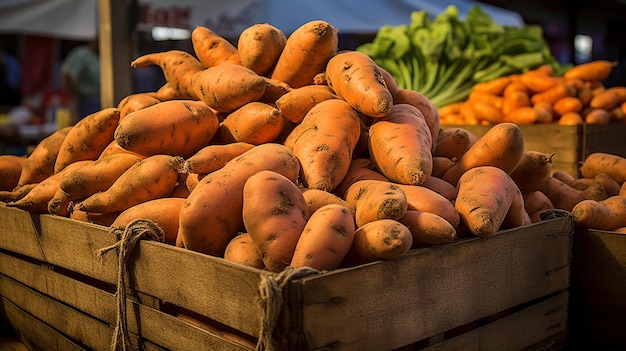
<box><xmin>422</xmin><ymin>291</ymin><xmax>569</xmax><ymax>351</ymax></box>
<box><xmin>583</xmin><ymin>124</ymin><xmax>626</xmax><ymax>159</ymax></box>
<box><xmin>290</xmin><ymin>216</ymin><xmax>573</xmax><ymax>351</ymax></box>
<box><xmin>0</xmin><ymin>203</ymin><xmax>47</xmax><ymax>260</ymax></box>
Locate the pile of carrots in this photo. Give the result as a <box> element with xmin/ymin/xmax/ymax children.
<box><xmin>438</xmin><ymin>60</ymin><xmax>626</xmax><ymax>125</ymax></box>
<box><xmin>1</xmin><ymin>20</ymin><xmax>625</xmax><ymax>275</ymax></box>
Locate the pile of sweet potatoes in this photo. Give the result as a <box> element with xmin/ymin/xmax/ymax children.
<box><xmin>1</xmin><ymin>20</ymin><xmax>625</xmax><ymax>274</ymax></box>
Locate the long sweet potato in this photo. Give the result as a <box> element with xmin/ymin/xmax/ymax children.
<box><xmin>333</xmin><ymin>158</ymin><xmax>389</xmax><ymax>199</ymax></box>
<box><xmin>509</xmin><ymin>151</ymin><xmax>554</xmax><ymax>193</ymax></box>
<box><xmin>191</xmin><ymin>25</ymin><xmax>241</xmax><ymax>68</ymax></box>
<box><xmin>344</xmin><ymin>179</ymin><xmax>408</xmax><ymax>228</ymax></box>
<box><xmin>300</xmin><ymin>187</ymin><xmax>352</xmax><ymax>216</ymax></box>
<box><xmin>395</xmin><ymin>183</ymin><xmax>460</xmax><ymax>229</ymax></box>
<box><xmin>111</xmin><ymin>197</ymin><xmax>186</xmax><ymax>245</ymax></box>
<box><xmin>17</xmin><ymin>126</ymin><xmax>71</xmax><ymax>187</ymax></box>
<box><xmin>572</xmin><ymin>195</ymin><xmax>626</xmax><ymax>230</ymax></box>
<box><xmin>243</xmin><ymin>170</ymin><xmax>308</xmax><ymax>272</ymax></box>
<box><xmin>368</xmin><ymin>103</ymin><xmax>433</xmax><ymax>185</ymax></box>
<box><xmin>117</xmin><ymin>92</ymin><xmax>161</xmax><ymax>120</ymax></box>
<box><xmin>178</xmin><ymin>143</ymin><xmax>300</xmax><ymax>256</ymax></box>
<box><xmin>434</xmin><ymin>127</ymin><xmax>478</xmax><ymax>161</ymax></box>
<box><xmin>0</xmin><ymin>155</ymin><xmax>25</xmax><ymax>191</ymax></box>
<box><xmin>184</xmin><ymin>142</ymin><xmax>255</xmax><ymax>175</ymax></box>
<box><xmin>580</xmin><ymin>152</ymin><xmax>626</xmax><ymax>184</ymax></box>
<box><xmin>275</xmin><ymin>85</ymin><xmax>338</xmax><ymax>123</ymax></box>
<box><xmin>114</xmin><ymin>100</ymin><xmax>219</xmax><ymax>158</ymax></box>
<box><xmin>237</xmin><ymin>23</ymin><xmax>286</xmax><ymax>76</ymax></box>
<box><xmin>215</xmin><ymin>102</ymin><xmax>285</xmax><ymax>145</ymax></box>
<box><xmin>393</xmin><ymin>89</ymin><xmax>440</xmax><ymax>149</ymax></box>
<box><xmin>399</xmin><ymin>210</ymin><xmax>457</xmax><ymax>248</ymax></box>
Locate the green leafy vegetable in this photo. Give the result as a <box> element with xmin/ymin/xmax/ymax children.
<box><xmin>357</xmin><ymin>5</ymin><xmax>567</xmax><ymax>108</ymax></box>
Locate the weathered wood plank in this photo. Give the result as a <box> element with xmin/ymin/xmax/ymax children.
<box><xmin>422</xmin><ymin>292</ymin><xmax>569</xmax><ymax>351</ymax></box>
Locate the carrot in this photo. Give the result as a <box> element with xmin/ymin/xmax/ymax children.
<box><xmin>191</xmin><ymin>25</ymin><xmax>241</xmax><ymax>68</ymax></box>
<box><xmin>398</xmin><ymin>210</ymin><xmax>457</xmax><ymax>248</ymax></box>
<box><xmin>581</xmin><ymin>152</ymin><xmax>626</xmax><ymax>184</ymax></box>
<box><xmin>178</xmin><ymin>143</ymin><xmax>300</xmax><ymax>256</ymax></box>
<box><xmin>270</xmin><ymin>20</ymin><xmax>338</xmax><ymax>88</ymax></box>
<box><xmin>59</xmin><ymin>153</ymin><xmax>142</xmax><ymax>202</ymax></box>
<box><xmin>589</xmin><ymin>86</ymin><xmax>626</xmax><ymax>110</ymax></box>
<box><xmin>332</xmin><ymin>158</ymin><xmax>389</xmax><ymax>199</ymax></box>
<box><xmin>472</xmin><ymin>76</ymin><xmax>511</xmax><ymax>95</ymax></box>
<box><xmin>6</xmin><ymin>160</ymin><xmax>91</xmax><ymax>214</ymax></box>
<box><xmin>344</xmin><ymin>179</ymin><xmax>408</xmax><ymax>228</ymax></box>
<box><xmin>468</xmin><ymin>91</ymin><xmax>503</xmax><ymax>109</ymax></box>
<box><xmin>116</xmin><ymin>92</ymin><xmax>161</xmax><ymax>120</ymax></box>
<box><xmin>243</xmin><ymin>170</ymin><xmax>308</xmax><ymax>272</ymax></box>
<box><xmin>558</xmin><ymin>112</ymin><xmax>583</xmax><ymax>125</ymax></box>
<box><xmin>467</xmin><ymin>99</ymin><xmax>504</xmax><ymax>124</ymax></box>
<box><xmin>214</xmin><ymin>102</ymin><xmax>285</xmax><ymax>145</ymax></box>
<box><xmin>111</xmin><ymin>197</ymin><xmax>186</xmax><ymax>245</ymax></box>
<box><xmin>523</xmin><ymin>190</ymin><xmax>554</xmax><ymax>219</ymax></box>
<box><xmin>509</xmin><ymin>151</ymin><xmax>554</xmax><ymax>193</ymax></box>
<box><xmin>17</xmin><ymin>126</ymin><xmax>71</xmax><ymax>187</ymax></box>
<box><xmin>393</xmin><ymin>89</ymin><xmax>440</xmax><ymax>150</ymax></box>
<box><xmin>54</xmin><ymin>108</ymin><xmax>121</xmax><ymax>173</ymax></box>
<box><xmin>458</xmin><ymin>100</ymin><xmax>479</xmax><ymax>124</ymax></box>
<box><xmin>0</xmin><ymin>155</ymin><xmax>26</xmax><ymax>191</ymax></box>
<box><xmin>274</xmin><ymin>84</ymin><xmax>337</xmax><ymax>123</ymax></box>
<box><xmin>75</xmin><ymin>155</ymin><xmax>184</xmax><ymax>213</ymax></box>
<box><xmin>184</xmin><ymin>142</ymin><xmax>255</xmax><ymax>174</ymax></box>
<box><xmin>437</xmin><ymin>102</ymin><xmax>463</xmax><ymax>118</ymax></box>
<box><xmin>191</xmin><ymin>63</ymin><xmax>267</xmax><ymax>113</ymax></box>
<box><xmin>131</xmin><ymin>50</ymin><xmax>206</xmax><ymax>100</ymax></box>
<box><xmin>530</xmin><ymin>82</ymin><xmax>576</xmax><ymax>105</ymax></box>
<box><xmin>223</xmin><ymin>233</ymin><xmax>266</xmax><ymax>270</ymax></box>
<box><xmin>432</xmin><ymin>156</ymin><xmax>455</xmax><ymax>178</ymax></box>
<box><xmin>539</xmin><ymin>175</ymin><xmax>609</xmax><ymax>212</ymax></box>
<box><xmin>552</xmin><ymin>96</ymin><xmax>583</xmax><ymax>116</ymax></box>
<box><xmin>455</xmin><ymin>166</ymin><xmax>523</xmax><ymax>237</ymax></box>
<box><xmin>237</xmin><ymin>23</ymin><xmax>286</xmax><ymax>76</ymax></box>
<box><xmin>283</xmin><ymin>99</ymin><xmax>361</xmax><ymax>192</ymax></box>
<box><xmin>368</xmin><ymin>104</ymin><xmax>433</xmax><ymax>185</ymax></box>
<box><xmin>114</xmin><ymin>100</ymin><xmax>219</xmax><ymax>158</ymax></box>
<box><xmin>325</xmin><ymin>50</ymin><xmax>392</xmax><ymax>118</ymax></box>
<box><xmin>577</xmin><ymin>84</ymin><xmax>594</xmax><ymax>106</ymax></box>
<box><xmin>503</xmin><ymin>106</ymin><xmax>538</xmax><ymax>124</ymax></box>
<box><xmin>300</xmin><ymin>187</ymin><xmax>352</xmax><ymax>216</ymax></box>
<box><xmin>533</xmin><ymin>101</ymin><xmax>555</xmax><ymax>124</ymax></box>
<box><xmin>434</xmin><ymin>127</ymin><xmax>477</xmax><ymax>160</ymax></box>
<box><xmin>518</xmin><ymin>71</ymin><xmax>559</xmax><ymax>93</ymax></box>
<box><xmin>395</xmin><ymin>183</ymin><xmax>460</xmax><ymax>228</ymax></box>
<box><xmin>501</xmin><ymin>89</ymin><xmax>530</xmax><ymax>116</ymax></box>
<box><xmin>572</xmin><ymin>195</ymin><xmax>626</xmax><ymax>230</ymax></box>
<box><xmin>442</xmin><ymin>122</ymin><xmax>525</xmax><ymax>186</ymax></box>
<box><xmin>563</xmin><ymin>60</ymin><xmax>617</xmax><ymax>82</ymax></box>
<box><xmin>342</xmin><ymin>219</ymin><xmax>412</xmax><ymax>266</ymax></box>
<box><xmin>290</xmin><ymin>204</ymin><xmax>356</xmax><ymax>271</ymax></box>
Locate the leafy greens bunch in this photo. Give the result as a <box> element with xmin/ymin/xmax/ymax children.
<box><xmin>357</xmin><ymin>5</ymin><xmax>566</xmax><ymax>108</ymax></box>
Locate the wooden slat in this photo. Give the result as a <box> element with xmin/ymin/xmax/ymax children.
<box><xmin>422</xmin><ymin>292</ymin><xmax>569</xmax><ymax>351</ymax></box>
<box><xmin>0</xmin><ymin>253</ymin><xmax>255</xmax><ymax>351</ymax></box>
<box><xmin>583</xmin><ymin>123</ymin><xmax>626</xmax><ymax>159</ymax></box>
<box><xmin>282</xmin><ymin>213</ymin><xmax>573</xmax><ymax>350</ymax></box>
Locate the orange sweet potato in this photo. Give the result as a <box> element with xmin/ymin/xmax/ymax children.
<box><xmin>275</xmin><ymin>84</ymin><xmax>338</xmax><ymax>123</ymax></box>
<box><xmin>398</xmin><ymin>210</ymin><xmax>457</xmax><ymax>248</ymax></box>
<box><xmin>116</xmin><ymin>92</ymin><xmax>161</xmax><ymax>120</ymax></box>
<box><xmin>215</xmin><ymin>102</ymin><xmax>285</xmax><ymax>145</ymax></box>
<box><xmin>0</xmin><ymin>155</ymin><xmax>26</xmax><ymax>191</ymax></box>
<box><xmin>184</xmin><ymin>142</ymin><xmax>255</xmax><ymax>174</ymax></box>
<box><xmin>17</xmin><ymin>126</ymin><xmax>71</xmax><ymax>187</ymax></box>
<box><xmin>111</xmin><ymin>197</ymin><xmax>186</xmax><ymax>245</ymax></box>
<box><xmin>509</xmin><ymin>151</ymin><xmax>554</xmax><ymax>193</ymax></box>
<box><xmin>223</xmin><ymin>233</ymin><xmax>266</xmax><ymax>270</ymax></box>
<box><xmin>300</xmin><ymin>187</ymin><xmax>352</xmax><ymax>216</ymax></box>
<box><xmin>191</xmin><ymin>25</ymin><xmax>241</xmax><ymax>68</ymax></box>
<box><xmin>393</xmin><ymin>89</ymin><xmax>439</xmax><ymax>149</ymax></box>
<box><xmin>342</xmin><ymin>219</ymin><xmax>412</xmax><ymax>266</ymax></box>
<box><xmin>237</xmin><ymin>23</ymin><xmax>286</xmax><ymax>76</ymax></box>
<box><xmin>344</xmin><ymin>179</ymin><xmax>408</xmax><ymax>228</ymax></box>
<box><xmin>572</xmin><ymin>195</ymin><xmax>626</xmax><ymax>230</ymax></box>
<box><xmin>580</xmin><ymin>152</ymin><xmax>626</xmax><ymax>184</ymax></box>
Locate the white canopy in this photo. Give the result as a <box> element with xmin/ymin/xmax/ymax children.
<box><xmin>0</xmin><ymin>0</ymin><xmax>524</xmax><ymax>40</ymax></box>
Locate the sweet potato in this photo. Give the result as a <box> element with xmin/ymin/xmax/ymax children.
<box><xmin>530</xmin><ymin>83</ymin><xmax>577</xmax><ymax>105</ymax></box>
<box><xmin>468</xmin><ymin>99</ymin><xmax>504</xmax><ymax>124</ymax></box>
<box><xmin>572</xmin><ymin>195</ymin><xmax>626</xmax><ymax>230</ymax></box>
<box><xmin>518</xmin><ymin>71</ymin><xmax>558</xmax><ymax>93</ymax></box>
<box><xmin>523</xmin><ymin>190</ymin><xmax>554</xmax><ymax>219</ymax></box>
<box><xmin>377</xmin><ymin>65</ymin><xmax>400</xmax><ymax>96</ymax></box>
<box><xmin>442</xmin><ymin>122</ymin><xmax>525</xmax><ymax>186</ymax></box>
<box><xmin>243</xmin><ymin>170</ymin><xmax>308</xmax><ymax>272</ymax></box>
<box><xmin>17</xmin><ymin>126</ymin><xmax>71</xmax><ymax>187</ymax></box>
<box><xmin>0</xmin><ymin>155</ymin><xmax>25</xmax><ymax>191</ymax></box>
<box><xmin>590</xmin><ymin>172</ymin><xmax>622</xmax><ymax>197</ymax></box>
<box><xmin>395</xmin><ymin>183</ymin><xmax>460</xmax><ymax>228</ymax></box>
<box><xmin>116</xmin><ymin>92</ymin><xmax>161</xmax><ymax>120</ymax></box>
<box><xmin>270</xmin><ymin>20</ymin><xmax>338</xmax><ymax>88</ymax></box>
<box><xmin>325</xmin><ymin>50</ymin><xmax>392</xmax><ymax>118</ymax></box>
<box><xmin>344</xmin><ymin>179</ymin><xmax>408</xmax><ymax>228</ymax></box>
<box><xmin>393</xmin><ymin>89</ymin><xmax>439</xmax><ymax>149</ymax></box>
<box><xmin>284</xmin><ymin>99</ymin><xmax>361</xmax><ymax>192</ymax></box>
<box><xmin>509</xmin><ymin>151</ymin><xmax>554</xmax><ymax>193</ymax></box>
<box><xmin>342</xmin><ymin>219</ymin><xmax>412</xmax><ymax>266</ymax></box>
<box><xmin>6</xmin><ymin>160</ymin><xmax>90</xmax><ymax>213</ymax></box>
<box><xmin>368</xmin><ymin>104</ymin><xmax>433</xmax><ymax>185</ymax></box>
<box><xmin>223</xmin><ymin>233</ymin><xmax>266</xmax><ymax>270</ymax></box>
<box><xmin>558</xmin><ymin>112</ymin><xmax>583</xmax><ymax>125</ymax></box>
<box><xmin>131</xmin><ymin>50</ymin><xmax>205</xmax><ymax>100</ymax></box>
<box><xmin>191</xmin><ymin>63</ymin><xmax>267</xmax><ymax>113</ymax></box>
<box><xmin>501</xmin><ymin>89</ymin><xmax>531</xmax><ymax>116</ymax></box>
<box><xmin>580</xmin><ymin>152</ymin><xmax>626</xmax><ymax>184</ymax></box>
<box><xmin>584</xmin><ymin>108</ymin><xmax>611</xmax><ymax>124</ymax></box>
<box><xmin>237</xmin><ymin>23</ymin><xmax>286</xmax><ymax>76</ymax></box>
<box><xmin>432</xmin><ymin>156</ymin><xmax>456</xmax><ymax>178</ymax></box>
<box><xmin>552</xmin><ymin>96</ymin><xmax>583</xmax><ymax>116</ymax></box>
<box><xmin>275</xmin><ymin>84</ymin><xmax>338</xmax><ymax>123</ymax></box>
<box><xmin>300</xmin><ymin>187</ymin><xmax>352</xmax><ymax>216</ymax></box>
<box><xmin>0</xmin><ymin>183</ymin><xmax>37</xmax><ymax>203</ymax></box>
<box><xmin>191</xmin><ymin>25</ymin><xmax>241</xmax><ymax>68</ymax></box>
<box><xmin>504</xmin><ymin>107</ymin><xmax>538</xmax><ymax>124</ymax></box>
<box><xmin>333</xmin><ymin>158</ymin><xmax>389</xmax><ymax>199</ymax></box>
<box><xmin>419</xmin><ymin>175</ymin><xmax>458</xmax><ymax>202</ymax></box>
<box><xmin>214</xmin><ymin>102</ymin><xmax>285</xmax><ymax>145</ymax></box>
<box><xmin>47</xmin><ymin>188</ymin><xmax>73</xmax><ymax>217</ymax></box>
<box><xmin>54</xmin><ymin>108</ymin><xmax>120</xmax><ymax>173</ymax></box>
<box><xmin>564</xmin><ymin>60</ymin><xmax>617</xmax><ymax>82</ymax></box>
<box><xmin>434</xmin><ymin>127</ymin><xmax>477</xmax><ymax>160</ymax></box>
<box><xmin>59</xmin><ymin>153</ymin><xmax>142</xmax><ymax>202</ymax></box>
<box><xmin>184</xmin><ymin>142</ymin><xmax>255</xmax><ymax>174</ymax></box>
<box><xmin>111</xmin><ymin>197</ymin><xmax>186</xmax><ymax>245</ymax></box>
<box><xmin>76</xmin><ymin>155</ymin><xmax>184</xmax><ymax>213</ymax></box>
<box><xmin>455</xmin><ymin>166</ymin><xmax>523</xmax><ymax>237</ymax></box>
<box><xmin>290</xmin><ymin>204</ymin><xmax>356</xmax><ymax>271</ymax></box>
<box><xmin>114</xmin><ymin>100</ymin><xmax>219</xmax><ymax>158</ymax></box>
<box><xmin>539</xmin><ymin>176</ymin><xmax>609</xmax><ymax>212</ymax></box>
<box><xmin>178</xmin><ymin>143</ymin><xmax>300</xmax><ymax>256</ymax></box>
<box><xmin>399</xmin><ymin>210</ymin><xmax>457</xmax><ymax>248</ymax></box>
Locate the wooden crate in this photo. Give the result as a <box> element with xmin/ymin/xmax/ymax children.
<box><xmin>0</xmin><ymin>203</ymin><xmax>573</xmax><ymax>350</ymax></box>
<box><xmin>440</xmin><ymin>123</ymin><xmax>626</xmax><ymax>177</ymax></box>
<box><xmin>568</xmin><ymin>227</ymin><xmax>626</xmax><ymax>350</ymax></box>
